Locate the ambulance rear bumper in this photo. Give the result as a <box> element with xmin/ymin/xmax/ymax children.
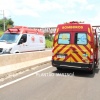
<box><xmin>52</xmin><ymin>60</ymin><xmax>93</xmax><ymax>70</ymax></box>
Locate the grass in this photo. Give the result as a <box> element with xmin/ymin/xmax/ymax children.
<box><xmin>45</xmin><ymin>39</ymin><xmax>53</xmax><ymax>48</ymax></box>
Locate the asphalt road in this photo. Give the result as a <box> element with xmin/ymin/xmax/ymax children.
<box><xmin>0</xmin><ymin>53</ymin><xmax>100</xmax><ymax>100</ymax></box>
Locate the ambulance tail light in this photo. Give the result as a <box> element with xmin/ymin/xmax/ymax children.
<box><xmin>90</xmin><ymin>49</ymin><xmax>94</xmax><ymax>61</ymax></box>
<box><xmin>90</xmin><ymin>55</ymin><xmax>93</xmax><ymax>59</ymax></box>
<box><xmin>90</xmin><ymin>54</ymin><xmax>94</xmax><ymax>63</ymax></box>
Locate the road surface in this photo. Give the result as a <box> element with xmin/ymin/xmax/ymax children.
<box><xmin>0</xmin><ymin>54</ymin><xmax>100</xmax><ymax>100</ymax></box>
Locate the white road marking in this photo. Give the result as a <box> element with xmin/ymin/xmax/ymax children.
<box><xmin>0</xmin><ymin>66</ymin><xmax>52</xmax><ymax>89</ymax></box>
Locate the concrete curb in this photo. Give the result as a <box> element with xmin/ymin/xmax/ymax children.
<box><xmin>0</xmin><ymin>50</ymin><xmax>52</xmax><ymax>67</ymax></box>
<box><xmin>0</xmin><ymin>57</ymin><xmax>51</xmax><ymax>78</ymax></box>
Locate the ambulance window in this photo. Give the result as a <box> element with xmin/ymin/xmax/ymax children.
<box><xmin>21</xmin><ymin>34</ymin><xmax>27</xmax><ymax>43</ymax></box>
<box><xmin>75</xmin><ymin>33</ymin><xmax>87</xmax><ymax>45</ymax></box>
<box><xmin>58</xmin><ymin>33</ymin><xmax>70</xmax><ymax>44</ymax></box>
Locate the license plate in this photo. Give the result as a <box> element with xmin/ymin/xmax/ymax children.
<box><xmin>57</xmin><ymin>55</ymin><xmax>65</xmax><ymax>58</ymax></box>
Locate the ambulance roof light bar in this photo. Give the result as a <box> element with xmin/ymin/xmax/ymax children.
<box><xmin>69</xmin><ymin>21</ymin><xmax>79</xmax><ymax>23</ymax></box>
<box><xmin>7</xmin><ymin>28</ymin><xmax>20</xmax><ymax>32</ymax></box>
<box><xmin>69</xmin><ymin>21</ymin><xmax>84</xmax><ymax>23</ymax></box>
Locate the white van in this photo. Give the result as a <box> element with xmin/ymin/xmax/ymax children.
<box><xmin>0</xmin><ymin>26</ymin><xmax>45</xmax><ymax>54</ymax></box>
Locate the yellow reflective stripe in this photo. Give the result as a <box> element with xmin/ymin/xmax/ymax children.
<box><xmin>72</xmin><ymin>45</ymin><xmax>83</xmax><ymax>56</ymax></box>
<box><xmin>59</xmin><ymin>58</ymin><xmax>65</xmax><ymax>61</ymax></box>
<box><xmin>59</xmin><ymin>45</ymin><xmax>71</xmax><ymax>54</ymax></box>
<box><xmin>54</xmin><ymin>42</ymin><xmax>58</xmax><ymax>47</ymax></box>
<box><xmin>54</xmin><ymin>45</ymin><xmax>63</xmax><ymax>54</ymax></box>
<box><xmin>81</xmin><ymin>45</ymin><xmax>90</xmax><ymax>56</ymax></box>
<box><xmin>87</xmin><ymin>34</ymin><xmax>91</xmax><ymax>41</ymax></box>
<box><xmin>71</xmin><ymin>57</ymin><xmax>76</xmax><ymax>62</ymax></box>
<box><xmin>72</xmin><ymin>53</ymin><xmax>83</xmax><ymax>62</ymax></box>
<box><xmin>65</xmin><ymin>57</ymin><xmax>70</xmax><ymax>62</ymax></box>
<box><xmin>55</xmin><ymin>34</ymin><xmax>58</xmax><ymax>41</ymax></box>
<box><xmin>88</xmin><ymin>28</ymin><xmax>90</xmax><ymax>33</ymax></box>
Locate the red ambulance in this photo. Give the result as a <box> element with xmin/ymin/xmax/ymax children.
<box><xmin>52</xmin><ymin>21</ymin><xmax>99</xmax><ymax>74</ymax></box>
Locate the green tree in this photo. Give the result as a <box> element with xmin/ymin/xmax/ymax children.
<box><xmin>0</xmin><ymin>19</ymin><xmax>4</xmax><ymax>30</ymax></box>
<box><xmin>6</xmin><ymin>18</ymin><xmax>14</xmax><ymax>26</ymax></box>
<box><xmin>0</xmin><ymin>18</ymin><xmax>14</xmax><ymax>31</ymax></box>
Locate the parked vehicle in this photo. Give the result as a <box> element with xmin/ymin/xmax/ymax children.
<box><xmin>52</xmin><ymin>21</ymin><xmax>99</xmax><ymax>74</ymax></box>
<box><xmin>0</xmin><ymin>26</ymin><xmax>45</xmax><ymax>54</ymax></box>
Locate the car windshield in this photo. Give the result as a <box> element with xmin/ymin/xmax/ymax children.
<box><xmin>0</xmin><ymin>33</ymin><xmax>20</xmax><ymax>43</ymax></box>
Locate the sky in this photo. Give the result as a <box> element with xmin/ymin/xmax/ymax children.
<box><xmin>0</xmin><ymin>0</ymin><xmax>100</xmax><ymax>27</ymax></box>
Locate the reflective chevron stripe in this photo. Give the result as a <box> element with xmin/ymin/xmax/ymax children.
<box><xmin>52</xmin><ymin>43</ymin><xmax>92</xmax><ymax>63</ymax></box>
<box><xmin>52</xmin><ymin>27</ymin><xmax>93</xmax><ymax>63</ymax></box>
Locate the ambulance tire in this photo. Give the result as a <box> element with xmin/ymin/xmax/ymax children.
<box><xmin>94</xmin><ymin>63</ymin><xmax>98</xmax><ymax>68</ymax></box>
<box><xmin>89</xmin><ymin>63</ymin><xmax>95</xmax><ymax>74</ymax></box>
<box><xmin>94</xmin><ymin>60</ymin><xmax>99</xmax><ymax>68</ymax></box>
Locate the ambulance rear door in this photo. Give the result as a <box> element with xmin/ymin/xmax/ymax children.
<box><xmin>53</xmin><ymin>32</ymin><xmax>72</xmax><ymax>62</ymax></box>
<box><xmin>71</xmin><ymin>32</ymin><xmax>91</xmax><ymax>64</ymax></box>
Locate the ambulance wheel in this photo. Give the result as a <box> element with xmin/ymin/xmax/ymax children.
<box><xmin>89</xmin><ymin>64</ymin><xmax>94</xmax><ymax>74</ymax></box>
<box><xmin>89</xmin><ymin>69</ymin><xmax>94</xmax><ymax>74</ymax></box>
<box><xmin>94</xmin><ymin>63</ymin><xmax>98</xmax><ymax>68</ymax></box>
<box><xmin>94</xmin><ymin>60</ymin><xmax>99</xmax><ymax>68</ymax></box>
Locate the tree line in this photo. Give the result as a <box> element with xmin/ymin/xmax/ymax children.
<box><xmin>0</xmin><ymin>18</ymin><xmax>14</xmax><ymax>31</ymax></box>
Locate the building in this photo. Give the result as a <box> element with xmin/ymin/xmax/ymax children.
<box><xmin>29</xmin><ymin>27</ymin><xmax>56</xmax><ymax>35</ymax></box>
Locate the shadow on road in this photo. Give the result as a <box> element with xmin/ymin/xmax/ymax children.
<box><xmin>52</xmin><ymin>67</ymin><xmax>100</xmax><ymax>78</ymax></box>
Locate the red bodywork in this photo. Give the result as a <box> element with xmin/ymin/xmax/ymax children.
<box><xmin>52</xmin><ymin>21</ymin><xmax>99</xmax><ymax>66</ymax></box>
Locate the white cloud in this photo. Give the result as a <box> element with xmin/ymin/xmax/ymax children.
<box><xmin>67</xmin><ymin>10</ymin><xmax>76</xmax><ymax>14</ymax></box>
<box><xmin>22</xmin><ymin>0</ymin><xmax>62</xmax><ymax>12</ymax></box>
<box><xmin>87</xmin><ymin>14</ymin><xmax>100</xmax><ymax>26</ymax></box>
<box><xmin>0</xmin><ymin>0</ymin><xmax>100</xmax><ymax>27</ymax></box>
<box><xmin>0</xmin><ymin>0</ymin><xmax>63</xmax><ymax>18</ymax></box>
<box><xmin>85</xmin><ymin>5</ymin><xmax>94</xmax><ymax>10</ymax></box>
<box><xmin>12</xmin><ymin>8</ymin><xmax>39</xmax><ymax>17</ymax></box>
<box><xmin>0</xmin><ymin>0</ymin><xmax>40</xmax><ymax>17</ymax></box>
<box><xmin>0</xmin><ymin>0</ymin><xmax>90</xmax><ymax>17</ymax></box>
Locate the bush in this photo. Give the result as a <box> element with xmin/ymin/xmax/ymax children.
<box><xmin>45</xmin><ymin>34</ymin><xmax>53</xmax><ymax>48</ymax></box>
<box><xmin>45</xmin><ymin>39</ymin><xmax>53</xmax><ymax>48</ymax></box>
<box><xmin>0</xmin><ymin>31</ymin><xmax>4</xmax><ymax>37</ymax></box>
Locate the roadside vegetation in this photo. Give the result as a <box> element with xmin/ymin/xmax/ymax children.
<box><xmin>0</xmin><ymin>31</ymin><xmax>4</xmax><ymax>37</ymax></box>
<box><xmin>45</xmin><ymin>33</ymin><xmax>53</xmax><ymax>48</ymax></box>
<box><xmin>0</xmin><ymin>18</ymin><xmax>14</xmax><ymax>37</ymax></box>
<box><xmin>0</xmin><ymin>18</ymin><xmax>14</xmax><ymax>31</ymax></box>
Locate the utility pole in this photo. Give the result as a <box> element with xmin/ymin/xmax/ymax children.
<box><xmin>0</xmin><ymin>10</ymin><xmax>5</xmax><ymax>31</ymax></box>
<box><xmin>3</xmin><ymin>10</ymin><xmax>5</xmax><ymax>31</ymax></box>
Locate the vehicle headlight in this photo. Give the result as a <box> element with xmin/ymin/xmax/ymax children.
<box><xmin>5</xmin><ymin>48</ymin><xmax>12</xmax><ymax>52</ymax></box>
